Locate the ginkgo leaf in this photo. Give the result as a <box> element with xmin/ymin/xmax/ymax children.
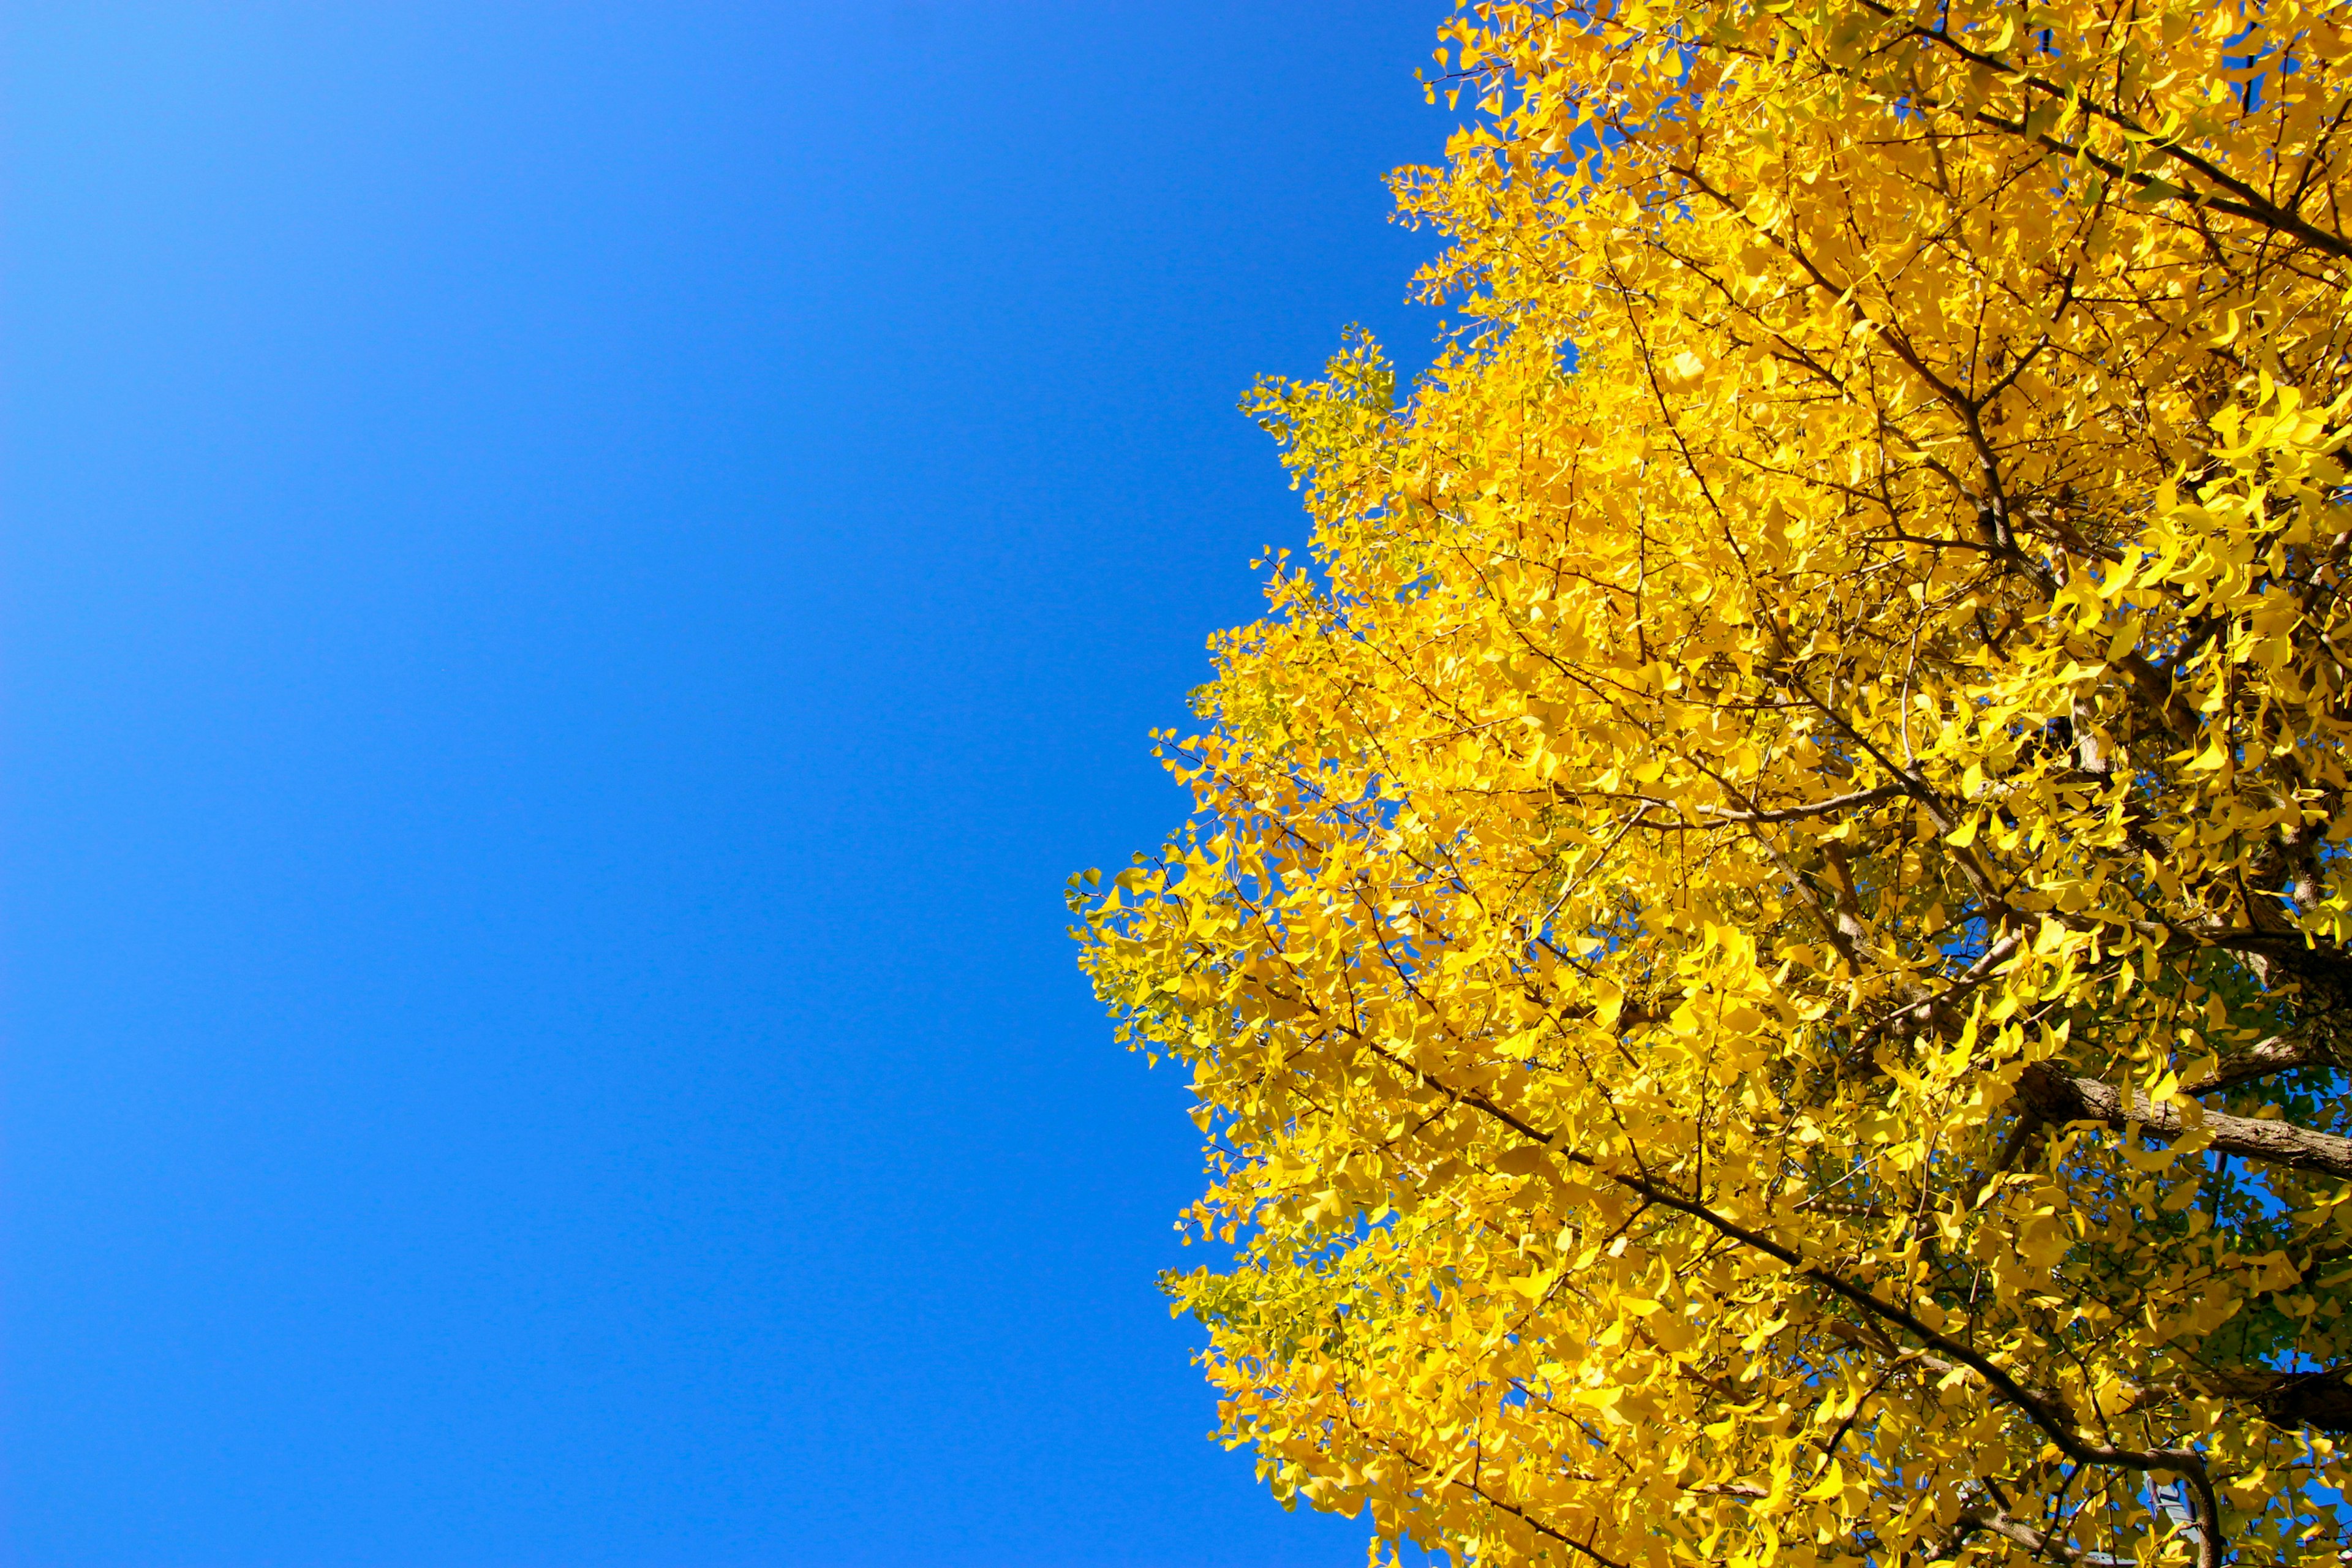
<box><xmin>1656</xmin><ymin>349</ymin><xmax>1709</xmax><ymax>393</ymax></box>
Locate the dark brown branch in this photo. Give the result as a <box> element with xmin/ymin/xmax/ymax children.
<box><xmin>2018</xmin><ymin>1061</ymin><xmax>2352</xmax><ymax>1180</ymax></box>
<box><xmin>1953</xmin><ymin>1504</ymin><xmax>2143</xmax><ymax>1566</ymax></box>
<box><xmin>2187</xmin><ymin>1031</ymin><xmax>2349</xmax><ymax>1093</ymax></box>
<box><xmin>2195</xmin><ymin>1362</ymin><xmax>2352</xmax><ymax>1433</ymax></box>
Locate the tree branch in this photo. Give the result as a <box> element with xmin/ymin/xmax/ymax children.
<box><xmin>2018</xmin><ymin>1060</ymin><xmax>2352</xmax><ymax>1180</ymax></box>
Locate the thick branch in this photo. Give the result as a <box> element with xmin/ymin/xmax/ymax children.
<box><xmin>2018</xmin><ymin>1061</ymin><xmax>2352</xmax><ymax>1180</ymax></box>
<box><xmin>2194</xmin><ymin>1362</ymin><xmax>2352</xmax><ymax>1433</ymax></box>
<box><xmin>1954</xmin><ymin>1506</ymin><xmax>2125</xmax><ymax>1567</ymax></box>
<box><xmin>2187</xmin><ymin>1031</ymin><xmax>2349</xmax><ymax>1093</ymax></box>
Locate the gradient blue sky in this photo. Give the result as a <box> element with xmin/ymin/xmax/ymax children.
<box><xmin>2</xmin><ymin>5</ymin><xmax>1457</xmax><ymax>1565</ymax></box>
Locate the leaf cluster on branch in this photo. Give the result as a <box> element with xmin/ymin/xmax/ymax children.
<box><xmin>1076</xmin><ymin>1</ymin><xmax>2352</xmax><ymax>1563</ymax></box>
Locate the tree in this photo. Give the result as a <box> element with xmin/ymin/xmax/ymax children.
<box><xmin>1076</xmin><ymin>1</ymin><xmax>2352</xmax><ymax>1564</ymax></box>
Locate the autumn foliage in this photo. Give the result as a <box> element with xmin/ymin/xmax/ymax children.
<box><xmin>1076</xmin><ymin>1</ymin><xmax>2352</xmax><ymax>1563</ymax></box>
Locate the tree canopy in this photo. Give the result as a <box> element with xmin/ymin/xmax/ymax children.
<box><xmin>1076</xmin><ymin>1</ymin><xmax>2352</xmax><ymax>1563</ymax></box>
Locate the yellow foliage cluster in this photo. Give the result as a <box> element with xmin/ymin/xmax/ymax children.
<box><xmin>1076</xmin><ymin>1</ymin><xmax>2352</xmax><ymax>1563</ymax></box>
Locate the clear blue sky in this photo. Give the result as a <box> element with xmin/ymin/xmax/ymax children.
<box><xmin>2</xmin><ymin>4</ymin><xmax>1452</xmax><ymax>1564</ymax></box>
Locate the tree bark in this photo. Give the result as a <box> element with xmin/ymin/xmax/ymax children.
<box><xmin>2016</xmin><ymin>1061</ymin><xmax>2352</xmax><ymax>1181</ymax></box>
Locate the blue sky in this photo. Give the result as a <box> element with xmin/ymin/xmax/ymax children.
<box><xmin>2</xmin><ymin>4</ymin><xmax>1453</xmax><ymax>1564</ymax></box>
